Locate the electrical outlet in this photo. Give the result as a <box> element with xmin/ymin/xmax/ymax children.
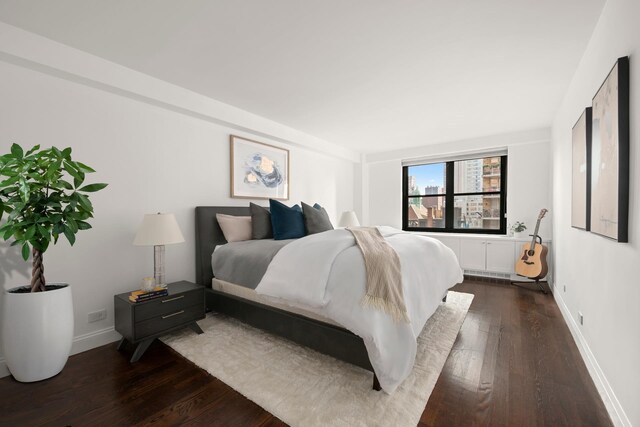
<box><xmin>88</xmin><ymin>309</ymin><xmax>107</xmax><ymax>323</ymax></box>
<box><xmin>578</xmin><ymin>311</ymin><xmax>584</xmax><ymax>326</ymax></box>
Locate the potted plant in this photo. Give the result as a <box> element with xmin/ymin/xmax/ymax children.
<box><xmin>0</xmin><ymin>143</ymin><xmax>107</xmax><ymax>382</ymax></box>
<box><xmin>510</xmin><ymin>221</ymin><xmax>527</xmax><ymax>238</ymax></box>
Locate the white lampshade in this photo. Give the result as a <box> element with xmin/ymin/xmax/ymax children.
<box><xmin>133</xmin><ymin>213</ymin><xmax>185</xmax><ymax>246</ymax></box>
<box><xmin>338</xmin><ymin>211</ymin><xmax>360</xmax><ymax>228</ymax></box>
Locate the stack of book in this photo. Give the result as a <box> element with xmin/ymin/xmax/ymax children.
<box><xmin>129</xmin><ymin>287</ymin><xmax>168</xmax><ymax>303</ymax></box>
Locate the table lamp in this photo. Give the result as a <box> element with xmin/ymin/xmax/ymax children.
<box><xmin>133</xmin><ymin>213</ymin><xmax>185</xmax><ymax>287</ymax></box>
<box><xmin>338</xmin><ymin>211</ymin><xmax>360</xmax><ymax>228</ymax></box>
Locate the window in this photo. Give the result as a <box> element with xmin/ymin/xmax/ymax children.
<box><xmin>402</xmin><ymin>155</ymin><xmax>507</xmax><ymax>234</ymax></box>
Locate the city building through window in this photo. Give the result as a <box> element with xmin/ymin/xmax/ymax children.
<box><xmin>402</xmin><ymin>155</ymin><xmax>507</xmax><ymax>234</ymax></box>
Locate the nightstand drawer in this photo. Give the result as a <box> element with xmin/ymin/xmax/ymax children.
<box><xmin>134</xmin><ymin>288</ymin><xmax>204</xmax><ymax>322</ymax></box>
<box><xmin>135</xmin><ymin>304</ymin><xmax>204</xmax><ymax>340</ymax></box>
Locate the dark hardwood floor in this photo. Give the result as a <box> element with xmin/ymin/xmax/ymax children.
<box><xmin>0</xmin><ymin>280</ymin><xmax>612</xmax><ymax>426</ymax></box>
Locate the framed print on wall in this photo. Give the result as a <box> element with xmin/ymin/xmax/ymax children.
<box><xmin>590</xmin><ymin>56</ymin><xmax>630</xmax><ymax>242</ymax></box>
<box><xmin>571</xmin><ymin>107</ymin><xmax>592</xmax><ymax>230</ymax></box>
<box><xmin>230</xmin><ymin>135</ymin><xmax>290</xmax><ymax>200</ymax></box>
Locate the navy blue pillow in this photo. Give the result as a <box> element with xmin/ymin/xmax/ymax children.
<box><xmin>269</xmin><ymin>199</ymin><xmax>306</xmax><ymax>240</ymax></box>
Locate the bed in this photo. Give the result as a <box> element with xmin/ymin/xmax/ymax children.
<box><xmin>195</xmin><ymin>206</ymin><xmax>462</xmax><ymax>392</ymax></box>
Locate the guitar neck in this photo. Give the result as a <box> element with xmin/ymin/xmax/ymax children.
<box><xmin>530</xmin><ymin>218</ymin><xmax>542</xmax><ymax>247</ymax></box>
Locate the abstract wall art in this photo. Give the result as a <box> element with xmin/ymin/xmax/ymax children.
<box><xmin>590</xmin><ymin>56</ymin><xmax>630</xmax><ymax>242</ymax></box>
<box><xmin>230</xmin><ymin>135</ymin><xmax>289</xmax><ymax>200</ymax></box>
<box><xmin>571</xmin><ymin>107</ymin><xmax>592</xmax><ymax>230</ymax></box>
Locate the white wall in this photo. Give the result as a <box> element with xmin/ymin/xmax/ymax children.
<box><xmin>0</xmin><ymin>32</ymin><xmax>356</xmax><ymax>371</ymax></box>
<box><xmin>551</xmin><ymin>0</ymin><xmax>639</xmax><ymax>425</ymax></box>
<box><xmin>364</xmin><ymin>129</ymin><xmax>552</xmax><ymax>239</ymax></box>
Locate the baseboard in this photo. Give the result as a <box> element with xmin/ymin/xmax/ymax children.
<box><xmin>71</xmin><ymin>326</ymin><xmax>122</xmax><ymax>356</ymax></box>
<box><xmin>554</xmin><ymin>289</ymin><xmax>630</xmax><ymax>427</ymax></box>
<box><xmin>0</xmin><ymin>326</ymin><xmax>121</xmax><ymax>379</ymax></box>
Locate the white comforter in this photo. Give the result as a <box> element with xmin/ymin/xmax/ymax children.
<box><xmin>255</xmin><ymin>226</ymin><xmax>463</xmax><ymax>393</ymax></box>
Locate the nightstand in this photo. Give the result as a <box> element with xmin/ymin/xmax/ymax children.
<box><xmin>114</xmin><ymin>280</ymin><xmax>205</xmax><ymax>362</ymax></box>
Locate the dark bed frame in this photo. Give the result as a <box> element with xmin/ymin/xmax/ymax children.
<box><xmin>195</xmin><ymin>206</ymin><xmax>382</xmax><ymax>390</ymax></box>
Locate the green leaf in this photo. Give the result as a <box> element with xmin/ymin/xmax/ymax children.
<box><xmin>21</xmin><ymin>242</ymin><xmax>30</xmax><ymax>261</ymax></box>
<box><xmin>63</xmin><ymin>226</ymin><xmax>76</xmax><ymax>246</ymax></box>
<box><xmin>46</xmin><ymin>201</ymin><xmax>62</xmax><ymax>209</ymax></box>
<box><xmin>78</xmin><ymin>183</ymin><xmax>108</xmax><ymax>193</ymax></box>
<box><xmin>75</xmin><ymin>211</ymin><xmax>91</xmax><ymax>221</ymax></box>
<box><xmin>58</xmin><ymin>180</ymin><xmax>74</xmax><ymax>190</ymax></box>
<box><xmin>63</xmin><ymin>161</ymin><xmax>83</xmax><ymax>187</ymax></box>
<box><xmin>74</xmin><ymin>162</ymin><xmax>96</xmax><ymax>173</ymax></box>
<box><xmin>77</xmin><ymin>220</ymin><xmax>92</xmax><ymax>230</ymax></box>
<box><xmin>66</xmin><ymin>217</ymin><xmax>78</xmax><ymax>233</ymax></box>
<box><xmin>62</xmin><ymin>147</ymin><xmax>72</xmax><ymax>159</ymax></box>
<box><xmin>24</xmin><ymin>225</ymin><xmax>36</xmax><ymax>240</ymax></box>
<box><xmin>18</xmin><ymin>178</ymin><xmax>29</xmax><ymax>202</ymax></box>
<box><xmin>11</xmin><ymin>144</ymin><xmax>23</xmax><ymax>159</ymax></box>
<box><xmin>8</xmin><ymin>207</ymin><xmax>23</xmax><ymax>222</ymax></box>
<box><xmin>46</xmin><ymin>160</ymin><xmax>62</xmax><ymax>180</ymax></box>
<box><xmin>74</xmin><ymin>172</ymin><xmax>85</xmax><ymax>188</ymax></box>
<box><xmin>0</xmin><ymin>175</ymin><xmax>20</xmax><ymax>187</ymax></box>
<box><xmin>37</xmin><ymin>224</ymin><xmax>49</xmax><ymax>237</ymax></box>
<box><xmin>77</xmin><ymin>193</ymin><xmax>93</xmax><ymax>212</ymax></box>
<box><xmin>3</xmin><ymin>226</ymin><xmax>14</xmax><ymax>240</ymax></box>
<box><xmin>25</xmin><ymin>145</ymin><xmax>41</xmax><ymax>156</ymax></box>
<box><xmin>54</xmin><ymin>222</ymin><xmax>64</xmax><ymax>233</ymax></box>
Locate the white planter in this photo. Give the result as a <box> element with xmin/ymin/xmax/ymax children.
<box><xmin>1</xmin><ymin>283</ymin><xmax>74</xmax><ymax>382</ymax></box>
<box><xmin>513</xmin><ymin>231</ymin><xmax>527</xmax><ymax>239</ymax></box>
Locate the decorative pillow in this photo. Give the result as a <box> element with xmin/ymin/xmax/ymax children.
<box><xmin>302</xmin><ymin>202</ymin><xmax>334</xmax><ymax>235</ymax></box>
<box><xmin>269</xmin><ymin>199</ymin><xmax>306</xmax><ymax>240</ymax></box>
<box><xmin>216</xmin><ymin>214</ymin><xmax>252</xmax><ymax>242</ymax></box>
<box><xmin>250</xmin><ymin>203</ymin><xmax>273</xmax><ymax>239</ymax></box>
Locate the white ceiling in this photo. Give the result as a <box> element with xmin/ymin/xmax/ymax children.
<box><xmin>0</xmin><ymin>0</ymin><xmax>604</xmax><ymax>153</ymax></box>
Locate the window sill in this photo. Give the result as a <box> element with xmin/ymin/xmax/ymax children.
<box><xmin>408</xmin><ymin>231</ymin><xmax>552</xmax><ymax>242</ymax></box>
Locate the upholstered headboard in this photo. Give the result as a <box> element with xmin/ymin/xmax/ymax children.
<box><xmin>195</xmin><ymin>206</ymin><xmax>253</xmax><ymax>286</ymax></box>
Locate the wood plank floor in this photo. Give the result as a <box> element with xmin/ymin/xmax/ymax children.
<box><xmin>0</xmin><ymin>280</ymin><xmax>612</xmax><ymax>426</ymax></box>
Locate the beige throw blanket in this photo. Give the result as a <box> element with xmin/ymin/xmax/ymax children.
<box><xmin>347</xmin><ymin>227</ymin><xmax>409</xmax><ymax>323</ymax></box>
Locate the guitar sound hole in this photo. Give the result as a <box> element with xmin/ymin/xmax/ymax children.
<box><xmin>527</xmin><ymin>250</ymin><xmax>535</xmax><ymax>256</ymax></box>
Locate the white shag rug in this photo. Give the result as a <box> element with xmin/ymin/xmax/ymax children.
<box><xmin>161</xmin><ymin>291</ymin><xmax>473</xmax><ymax>427</ymax></box>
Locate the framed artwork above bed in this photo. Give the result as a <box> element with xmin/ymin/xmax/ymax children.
<box><xmin>230</xmin><ymin>135</ymin><xmax>290</xmax><ymax>200</ymax></box>
<box><xmin>589</xmin><ymin>56</ymin><xmax>629</xmax><ymax>242</ymax></box>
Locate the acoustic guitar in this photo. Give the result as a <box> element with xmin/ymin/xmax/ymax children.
<box><xmin>514</xmin><ymin>209</ymin><xmax>549</xmax><ymax>280</ymax></box>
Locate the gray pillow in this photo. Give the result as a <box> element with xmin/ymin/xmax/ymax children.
<box><xmin>302</xmin><ymin>202</ymin><xmax>334</xmax><ymax>235</ymax></box>
<box><xmin>250</xmin><ymin>203</ymin><xmax>273</xmax><ymax>239</ymax></box>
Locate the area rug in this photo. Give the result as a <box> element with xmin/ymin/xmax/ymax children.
<box><xmin>161</xmin><ymin>291</ymin><xmax>473</xmax><ymax>427</ymax></box>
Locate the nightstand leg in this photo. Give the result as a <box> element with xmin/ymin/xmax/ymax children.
<box><xmin>189</xmin><ymin>322</ymin><xmax>204</xmax><ymax>335</ymax></box>
<box><xmin>117</xmin><ymin>337</ymin><xmax>127</xmax><ymax>351</ymax></box>
<box><xmin>130</xmin><ymin>338</ymin><xmax>154</xmax><ymax>363</ymax></box>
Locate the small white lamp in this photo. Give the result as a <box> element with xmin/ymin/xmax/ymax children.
<box><xmin>133</xmin><ymin>213</ymin><xmax>185</xmax><ymax>287</ymax></box>
<box><xmin>338</xmin><ymin>211</ymin><xmax>360</xmax><ymax>228</ymax></box>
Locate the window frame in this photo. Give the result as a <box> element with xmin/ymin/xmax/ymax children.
<box><xmin>402</xmin><ymin>155</ymin><xmax>507</xmax><ymax>234</ymax></box>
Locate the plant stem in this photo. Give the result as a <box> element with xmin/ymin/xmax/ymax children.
<box><xmin>30</xmin><ymin>248</ymin><xmax>46</xmax><ymax>292</ymax></box>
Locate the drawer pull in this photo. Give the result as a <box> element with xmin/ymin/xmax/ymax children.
<box><xmin>162</xmin><ymin>310</ymin><xmax>184</xmax><ymax>319</ymax></box>
<box><xmin>161</xmin><ymin>295</ymin><xmax>185</xmax><ymax>303</ymax></box>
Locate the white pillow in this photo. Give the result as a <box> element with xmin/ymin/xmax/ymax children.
<box><xmin>216</xmin><ymin>214</ymin><xmax>252</xmax><ymax>242</ymax></box>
